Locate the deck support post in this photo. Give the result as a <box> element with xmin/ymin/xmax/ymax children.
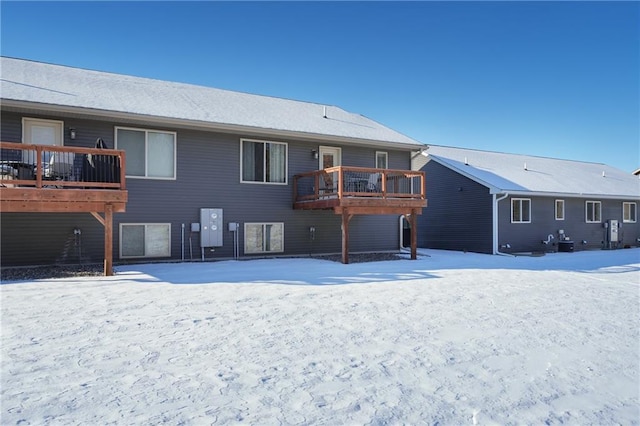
<box><xmin>104</xmin><ymin>204</ymin><xmax>114</xmax><ymax>276</ymax></box>
<box><xmin>409</xmin><ymin>208</ymin><xmax>418</xmax><ymax>260</ymax></box>
<box><xmin>341</xmin><ymin>210</ymin><xmax>353</xmax><ymax>264</ymax></box>
<box><xmin>104</xmin><ymin>204</ymin><xmax>113</xmax><ymax>277</ymax></box>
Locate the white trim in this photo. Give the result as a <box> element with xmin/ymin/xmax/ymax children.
<box><xmin>22</xmin><ymin>117</ymin><xmax>64</xmax><ymax>145</ymax></box>
<box><xmin>375</xmin><ymin>151</ymin><xmax>388</xmax><ymax>169</ymax></box>
<box><xmin>585</xmin><ymin>200</ymin><xmax>602</xmax><ymax>223</ymax></box>
<box><xmin>318</xmin><ymin>146</ymin><xmax>342</xmax><ymax>169</ymax></box>
<box><xmin>243</xmin><ymin>222</ymin><xmax>285</xmax><ymax>254</ymax></box>
<box><xmin>493</xmin><ymin>193</ymin><xmax>512</xmax><ymax>256</ymax></box>
<box><xmin>555</xmin><ymin>199</ymin><xmax>565</xmax><ymax>221</ymax></box>
<box><xmin>119</xmin><ymin>223</ymin><xmax>172</xmax><ymax>259</ymax></box>
<box><xmin>115</xmin><ymin>126</ymin><xmax>177</xmax><ymax>180</ymax></box>
<box><xmin>511</xmin><ymin>198</ymin><xmax>531</xmax><ymax>223</ymax></box>
<box><xmin>240</xmin><ymin>138</ymin><xmax>288</xmax><ymax>185</ymax></box>
<box><xmin>623</xmin><ymin>202</ymin><xmax>637</xmax><ymax>223</ymax></box>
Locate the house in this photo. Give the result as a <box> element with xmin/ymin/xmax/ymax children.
<box><xmin>0</xmin><ymin>57</ymin><xmax>426</xmax><ymax>271</ymax></box>
<box><xmin>412</xmin><ymin>145</ymin><xmax>640</xmax><ymax>254</ymax></box>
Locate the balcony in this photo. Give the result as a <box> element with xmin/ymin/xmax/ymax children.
<box><xmin>0</xmin><ymin>142</ymin><xmax>128</xmax><ymax>275</ymax></box>
<box><xmin>293</xmin><ymin>166</ymin><xmax>426</xmax><ymax>263</ymax></box>
<box><xmin>0</xmin><ymin>142</ymin><xmax>127</xmax><ymax>212</ymax></box>
<box><xmin>293</xmin><ymin>166</ymin><xmax>426</xmax><ymax>213</ymax></box>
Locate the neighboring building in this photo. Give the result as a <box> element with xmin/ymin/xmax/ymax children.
<box><xmin>412</xmin><ymin>145</ymin><xmax>640</xmax><ymax>254</ymax></box>
<box><xmin>0</xmin><ymin>57</ymin><xmax>425</xmax><ymax>267</ymax></box>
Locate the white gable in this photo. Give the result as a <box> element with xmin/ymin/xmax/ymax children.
<box><xmin>0</xmin><ymin>57</ymin><xmax>422</xmax><ymax>149</ymax></box>
<box><xmin>424</xmin><ymin>145</ymin><xmax>640</xmax><ymax>199</ymax></box>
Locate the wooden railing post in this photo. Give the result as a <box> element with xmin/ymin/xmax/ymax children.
<box><xmin>119</xmin><ymin>151</ymin><xmax>126</xmax><ymax>190</ymax></box>
<box><xmin>35</xmin><ymin>145</ymin><xmax>43</xmax><ymax>188</ymax></box>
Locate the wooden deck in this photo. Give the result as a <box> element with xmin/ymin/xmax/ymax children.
<box><xmin>0</xmin><ymin>142</ymin><xmax>128</xmax><ymax>275</ymax></box>
<box><xmin>293</xmin><ymin>166</ymin><xmax>427</xmax><ymax>263</ymax></box>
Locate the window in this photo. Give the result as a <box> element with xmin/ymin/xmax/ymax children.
<box><xmin>116</xmin><ymin>127</ymin><xmax>176</xmax><ymax>179</ymax></box>
<box><xmin>244</xmin><ymin>223</ymin><xmax>284</xmax><ymax>254</ymax></box>
<box><xmin>555</xmin><ymin>200</ymin><xmax>565</xmax><ymax>220</ymax></box>
<box><xmin>623</xmin><ymin>202</ymin><xmax>637</xmax><ymax>223</ymax></box>
<box><xmin>120</xmin><ymin>223</ymin><xmax>171</xmax><ymax>258</ymax></box>
<box><xmin>376</xmin><ymin>151</ymin><xmax>388</xmax><ymax>169</ymax></box>
<box><xmin>241</xmin><ymin>139</ymin><xmax>287</xmax><ymax>184</ymax></box>
<box><xmin>585</xmin><ymin>201</ymin><xmax>601</xmax><ymax>223</ymax></box>
<box><xmin>511</xmin><ymin>198</ymin><xmax>531</xmax><ymax>223</ymax></box>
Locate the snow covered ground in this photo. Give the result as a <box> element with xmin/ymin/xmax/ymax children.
<box><xmin>1</xmin><ymin>248</ymin><xmax>639</xmax><ymax>425</ymax></box>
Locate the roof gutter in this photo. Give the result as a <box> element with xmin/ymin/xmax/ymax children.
<box><xmin>1</xmin><ymin>99</ymin><xmax>424</xmax><ymax>151</ymax></box>
<box><xmin>493</xmin><ymin>192</ymin><xmax>512</xmax><ymax>256</ymax></box>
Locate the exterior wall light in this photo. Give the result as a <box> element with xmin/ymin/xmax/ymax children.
<box><xmin>312</xmin><ymin>149</ymin><xmax>319</xmax><ymax>160</ymax></box>
<box><xmin>69</xmin><ymin>128</ymin><xmax>77</xmax><ymax>140</ymax></box>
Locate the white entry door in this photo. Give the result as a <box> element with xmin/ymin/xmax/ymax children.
<box><xmin>22</xmin><ymin>118</ymin><xmax>63</xmax><ymax>164</ymax></box>
<box><xmin>318</xmin><ymin>146</ymin><xmax>341</xmax><ymax>169</ymax></box>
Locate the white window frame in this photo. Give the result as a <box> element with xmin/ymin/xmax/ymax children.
<box><xmin>375</xmin><ymin>151</ymin><xmax>388</xmax><ymax>169</ymax></box>
<box><xmin>623</xmin><ymin>202</ymin><xmax>637</xmax><ymax>223</ymax></box>
<box><xmin>511</xmin><ymin>198</ymin><xmax>531</xmax><ymax>223</ymax></box>
<box><xmin>115</xmin><ymin>126</ymin><xmax>177</xmax><ymax>180</ymax></box>
<box><xmin>119</xmin><ymin>223</ymin><xmax>171</xmax><ymax>259</ymax></box>
<box><xmin>585</xmin><ymin>201</ymin><xmax>601</xmax><ymax>223</ymax></box>
<box><xmin>240</xmin><ymin>138</ymin><xmax>288</xmax><ymax>185</ymax></box>
<box><xmin>555</xmin><ymin>199</ymin><xmax>565</xmax><ymax>221</ymax></box>
<box><xmin>244</xmin><ymin>222</ymin><xmax>284</xmax><ymax>254</ymax></box>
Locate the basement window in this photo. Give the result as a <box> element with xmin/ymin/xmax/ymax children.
<box><xmin>244</xmin><ymin>223</ymin><xmax>284</xmax><ymax>254</ymax></box>
<box><xmin>120</xmin><ymin>223</ymin><xmax>171</xmax><ymax>258</ymax></box>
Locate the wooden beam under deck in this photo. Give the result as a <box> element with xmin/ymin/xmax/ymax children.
<box><xmin>0</xmin><ymin>188</ymin><xmax>127</xmax><ymax>213</ymax></box>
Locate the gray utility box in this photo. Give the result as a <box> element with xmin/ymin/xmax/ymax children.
<box><xmin>607</xmin><ymin>219</ymin><xmax>619</xmax><ymax>243</ymax></box>
<box><xmin>200</xmin><ymin>208</ymin><xmax>223</xmax><ymax>247</ymax></box>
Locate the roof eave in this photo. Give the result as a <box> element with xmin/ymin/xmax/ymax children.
<box><xmin>1</xmin><ymin>99</ymin><xmax>424</xmax><ymax>151</ymax></box>
<box><xmin>491</xmin><ymin>189</ymin><xmax>640</xmax><ymax>200</ymax></box>
<box><xmin>426</xmin><ymin>155</ymin><xmax>502</xmax><ymax>193</ymax></box>
<box><xmin>426</xmin><ymin>155</ymin><xmax>640</xmax><ymax>200</ymax></box>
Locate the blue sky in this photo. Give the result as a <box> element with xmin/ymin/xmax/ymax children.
<box><xmin>2</xmin><ymin>1</ymin><xmax>638</xmax><ymax>172</ymax></box>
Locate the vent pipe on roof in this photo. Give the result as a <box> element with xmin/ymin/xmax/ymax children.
<box><xmin>464</xmin><ymin>157</ymin><xmax>468</xmax><ymax>165</ymax></box>
<box><xmin>323</xmin><ymin>106</ymin><xmax>327</xmax><ymax>119</ymax></box>
<box><xmin>524</xmin><ymin>162</ymin><xmax>527</xmax><ymax>171</ymax></box>
<box><xmin>602</xmin><ymin>171</ymin><xmax>606</xmax><ymax>177</ymax></box>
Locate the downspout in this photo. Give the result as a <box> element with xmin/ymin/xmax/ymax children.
<box><xmin>493</xmin><ymin>192</ymin><xmax>512</xmax><ymax>256</ymax></box>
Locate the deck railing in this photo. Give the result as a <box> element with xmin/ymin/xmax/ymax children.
<box><xmin>0</xmin><ymin>142</ymin><xmax>126</xmax><ymax>190</ymax></box>
<box><xmin>293</xmin><ymin>166</ymin><xmax>425</xmax><ymax>202</ymax></box>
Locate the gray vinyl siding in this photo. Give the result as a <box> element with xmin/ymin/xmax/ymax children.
<box><xmin>0</xmin><ymin>213</ymin><xmax>107</xmax><ymax>266</ymax></box>
<box><xmin>416</xmin><ymin>160</ymin><xmax>493</xmax><ymax>253</ymax></box>
<box><xmin>497</xmin><ymin>196</ymin><xmax>640</xmax><ymax>253</ymax></box>
<box><xmin>1</xmin><ymin>111</ymin><xmax>406</xmax><ymax>267</ymax></box>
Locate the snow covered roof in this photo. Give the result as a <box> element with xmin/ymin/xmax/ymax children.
<box><xmin>0</xmin><ymin>57</ymin><xmax>422</xmax><ymax>149</ymax></box>
<box><xmin>423</xmin><ymin>145</ymin><xmax>640</xmax><ymax>199</ymax></box>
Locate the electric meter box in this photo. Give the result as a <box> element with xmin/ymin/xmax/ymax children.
<box><xmin>200</xmin><ymin>208</ymin><xmax>223</xmax><ymax>247</ymax></box>
<box><xmin>607</xmin><ymin>219</ymin><xmax>619</xmax><ymax>243</ymax></box>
